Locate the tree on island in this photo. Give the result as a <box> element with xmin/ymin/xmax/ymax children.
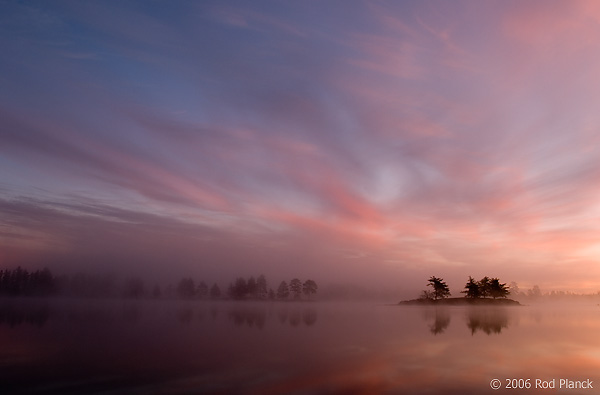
<box><xmin>461</xmin><ymin>276</ymin><xmax>510</xmax><ymax>299</ymax></box>
<box><xmin>478</xmin><ymin>276</ymin><xmax>491</xmax><ymax>298</ymax></box>
<box><xmin>427</xmin><ymin>276</ymin><xmax>451</xmax><ymax>300</ymax></box>
<box><xmin>462</xmin><ymin>276</ymin><xmax>481</xmax><ymax>299</ymax></box>
<box><xmin>419</xmin><ymin>290</ymin><xmax>435</xmax><ymax>300</ymax></box>
<box><xmin>489</xmin><ymin>278</ymin><xmax>510</xmax><ymax>299</ymax></box>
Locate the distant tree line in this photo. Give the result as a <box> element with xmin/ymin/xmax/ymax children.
<box><xmin>0</xmin><ymin>267</ymin><xmax>56</xmax><ymax>296</ymax></box>
<box><xmin>275</xmin><ymin>278</ymin><xmax>317</xmax><ymax>300</ymax></box>
<box><xmin>227</xmin><ymin>275</ymin><xmax>317</xmax><ymax>301</ymax></box>
<box><xmin>227</xmin><ymin>275</ymin><xmax>268</xmax><ymax>300</ymax></box>
<box><xmin>0</xmin><ymin>267</ymin><xmax>319</xmax><ymax>301</ymax></box>
<box><xmin>122</xmin><ymin>274</ymin><xmax>318</xmax><ymax>301</ymax></box>
<box><xmin>171</xmin><ymin>277</ymin><xmax>223</xmax><ymax>300</ymax></box>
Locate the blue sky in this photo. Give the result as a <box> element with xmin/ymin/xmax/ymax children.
<box><xmin>2</xmin><ymin>0</ymin><xmax>600</xmax><ymax>292</ymax></box>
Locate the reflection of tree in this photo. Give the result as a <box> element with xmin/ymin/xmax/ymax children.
<box><xmin>255</xmin><ymin>311</ymin><xmax>266</xmax><ymax>328</ymax></box>
<box><xmin>302</xmin><ymin>309</ymin><xmax>317</xmax><ymax>326</ymax></box>
<box><xmin>465</xmin><ymin>308</ymin><xmax>509</xmax><ymax>335</ymax></box>
<box><xmin>228</xmin><ymin>308</ymin><xmax>267</xmax><ymax>329</ymax></box>
<box><xmin>0</xmin><ymin>301</ymin><xmax>320</xmax><ymax>330</ymax></box>
<box><xmin>177</xmin><ymin>307</ymin><xmax>193</xmax><ymax>325</ymax></box>
<box><xmin>289</xmin><ymin>311</ymin><xmax>301</xmax><ymax>327</ymax></box>
<box><xmin>0</xmin><ymin>303</ymin><xmax>50</xmax><ymax>328</ymax></box>
<box><xmin>227</xmin><ymin>306</ymin><xmax>317</xmax><ymax>328</ymax></box>
<box><xmin>197</xmin><ymin>310</ymin><xmax>205</xmax><ymax>322</ymax></box>
<box><xmin>424</xmin><ymin>308</ymin><xmax>451</xmax><ymax>335</ymax></box>
<box><xmin>277</xmin><ymin>309</ymin><xmax>288</xmax><ymax>324</ymax></box>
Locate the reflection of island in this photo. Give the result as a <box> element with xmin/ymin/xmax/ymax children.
<box><xmin>430</xmin><ymin>310</ymin><xmax>450</xmax><ymax>335</ymax></box>
<box><xmin>423</xmin><ymin>308</ymin><xmax>451</xmax><ymax>335</ymax></box>
<box><xmin>465</xmin><ymin>308</ymin><xmax>509</xmax><ymax>335</ymax></box>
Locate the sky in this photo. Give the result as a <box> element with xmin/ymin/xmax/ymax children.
<box><xmin>2</xmin><ymin>0</ymin><xmax>600</xmax><ymax>294</ymax></box>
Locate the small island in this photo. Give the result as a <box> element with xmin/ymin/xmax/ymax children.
<box><xmin>399</xmin><ymin>276</ymin><xmax>522</xmax><ymax>306</ymax></box>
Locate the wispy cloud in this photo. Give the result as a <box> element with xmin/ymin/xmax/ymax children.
<box><xmin>2</xmin><ymin>1</ymin><xmax>600</xmax><ymax>291</ymax></box>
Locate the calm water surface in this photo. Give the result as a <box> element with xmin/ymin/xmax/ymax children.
<box><xmin>1</xmin><ymin>299</ymin><xmax>599</xmax><ymax>394</ymax></box>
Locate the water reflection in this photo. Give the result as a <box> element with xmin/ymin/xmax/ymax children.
<box><xmin>0</xmin><ymin>300</ymin><xmax>318</xmax><ymax>329</ymax></box>
<box><xmin>303</xmin><ymin>308</ymin><xmax>317</xmax><ymax>326</ymax></box>
<box><xmin>0</xmin><ymin>302</ymin><xmax>50</xmax><ymax>328</ymax></box>
<box><xmin>421</xmin><ymin>306</ymin><xmax>512</xmax><ymax>335</ymax></box>
<box><xmin>0</xmin><ymin>301</ymin><xmax>599</xmax><ymax>394</ymax></box>
<box><xmin>177</xmin><ymin>307</ymin><xmax>193</xmax><ymax>325</ymax></box>
<box><xmin>228</xmin><ymin>306</ymin><xmax>317</xmax><ymax>328</ymax></box>
<box><xmin>228</xmin><ymin>307</ymin><xmax>267</xmax><ymax>328</ymax></box>
<box><xmin>277</xmin><ymin>308</ymin><xmax>288</xmax><ymax>324</ymax></box>
<box><xmin>465</xmin><ymin>308</ymin><xmax>510</xmax><ymax>335</ymax></box>
<box><xmin>423</xmin><ymin>308</ymin><xmax>451</xmax><ymax>335</ymax></box>
<box><xmin>1</xmin><ymin>300</ymin><xmax>514</xmax><ymax>336</ymax></box>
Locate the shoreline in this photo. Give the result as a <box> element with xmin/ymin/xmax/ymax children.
<box><xmin>398</xmin><ymin>297</ymin><xmax>522</xmax><ymax>306</ymax></box>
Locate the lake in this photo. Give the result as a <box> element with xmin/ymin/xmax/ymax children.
<box><xmin>0</xmin><ymin>299</ymin><xmax>599</xmax><ymax>394</ymax></box>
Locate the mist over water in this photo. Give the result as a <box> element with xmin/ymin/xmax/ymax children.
<box><xmin>1</xmin><ymin>300</ymin><xmax>599</xmax><ymax>394</ymax></box>
<box><xmin>3</xmin><ymin>1</ymin><xmax>600</xmax><ymax>393</ymax></box>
